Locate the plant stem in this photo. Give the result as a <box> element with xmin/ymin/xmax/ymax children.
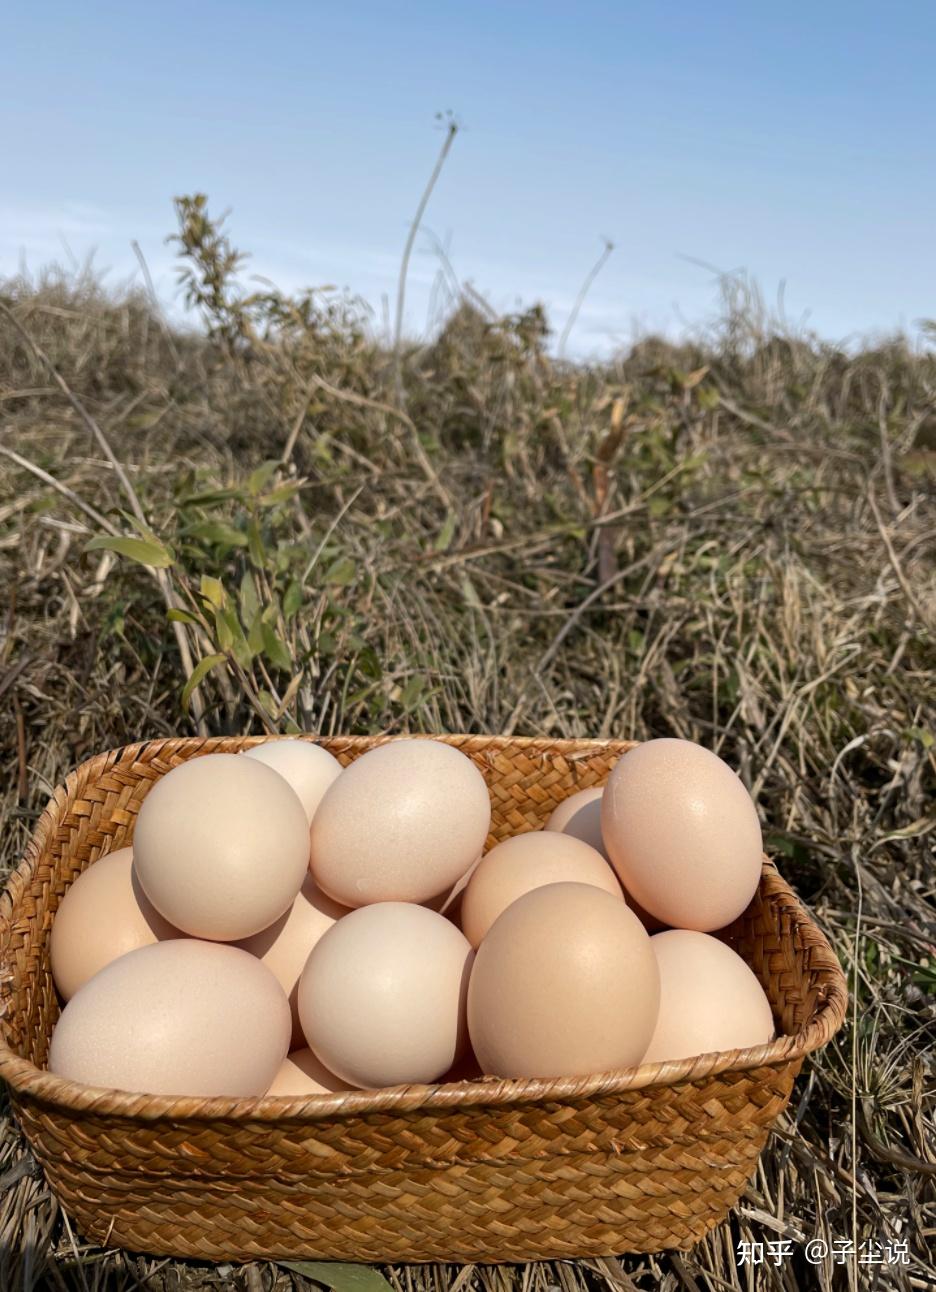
<box><xmin>393</xmin><ymin>118</ymin><xmax>459</xmax><ymax>400</ymax></box>
<box><xmin>557</xmin><ymin>237</ymin><xmax>615</xmax><ymax>360</ymax></box>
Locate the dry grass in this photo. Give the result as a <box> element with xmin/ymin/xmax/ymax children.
<box><xmin>0</xmin><ymin>238</ymin><xmax>934</xmax><ymax>1291</ymax></box>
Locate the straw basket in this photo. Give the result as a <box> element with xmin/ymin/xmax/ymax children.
<box><xmin>0</xmin><ymin>734</ymin><xmax>847</xmax><ymax>1264</ymax></box>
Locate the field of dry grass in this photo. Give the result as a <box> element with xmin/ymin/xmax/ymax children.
<box><xmin>1</xmin><ymin>210</ymin><xmax>934</xmax><ymax>1290</ymax></box>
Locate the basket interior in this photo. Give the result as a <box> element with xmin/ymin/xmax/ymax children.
<box><xmin>1</xmin><ymin>735</ymin><xmax>833</xmax><ymax>1083</ymax></box>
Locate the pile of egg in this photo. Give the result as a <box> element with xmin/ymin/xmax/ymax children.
<box><xmin>48</xmin><ymin>737</ymin><xmax>775</xmax><ymax>1098</ymax></box>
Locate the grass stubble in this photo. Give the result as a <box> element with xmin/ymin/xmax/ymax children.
<box><xmin>0</xmin><ymin>219</ymin><xmax>933</xmax><ymax>1291</ymax></box>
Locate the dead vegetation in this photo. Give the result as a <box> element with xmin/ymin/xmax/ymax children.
<box><xmin>0</xmin><ymin>204</ymin><xmax>934</xmax><ymax>1290</ymax></box>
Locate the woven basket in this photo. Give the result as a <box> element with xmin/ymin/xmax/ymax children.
<box><xmin>0</xmin><ymin>733</ymin><xmax>847</xmax><ymax>1264</ymax></box>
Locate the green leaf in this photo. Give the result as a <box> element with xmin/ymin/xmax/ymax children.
<box><xmin>85</xmin><ymin>535</ymin><xmax>173</xmax><ymax>568</ymax></box>
<box><xmin>222</xmin><ymin>607</ymin><xmax>253</xmax><ymax>668</ymax></box>
<box><xmin>177</xmin><ymin>487</ymin><xmax>242</xmax><ymax>508</ymax></box>
<box><xmin>167</xmin><ymin>607</ymin><xmax>199</xmax><ymax>625</ymax></box>
<box><xmin>261</xmin><ymin>623</ymin><xmax>293</xmax><ymax>672</ymax></box>
<box><xmin>260</xmin><ymin>481</ymin><xmax>302</xmax><ymax>507</ymax></box>
<box><xmin>181</xmin><ymin>653</ymin><xmax>227</xmax><ymax>711</ymax></box>
<box><xmin>399</xmin><ymin>674</ymin><xmax>426</xmax><ymax>711</ymax></box>
<box><xmin>434</xmin><ymin>511</ymin><xmax>457</xmax><ymax>553</ymax></box>
<box><xmin>283</xmin><ymin>578</ymin><xmax>303</xmax><ymax>620</ymax></box>
<box><xmin>247</xmin><ymin>518</ymin><xmax>266</xmax><ymax>568</ymax></box>
<box><xmin>213</xmin><ymin>606</ymin><xmax>233</xmax><ymax>651</ymax></box>
<box><xmin>247</xmin><ymin>460</ymin><xmax>279</xmax><ymax>496</ymax></box>
<box><xmin>187</xmin><ymin>520</ymin><xmax>248</xmax><ymax>548</ymax></box>
<box><xmin>247</xmin><ymin>610</ymin><xmax>265</xmax><ymax>655</ymax></box>
<box><xmin>906</xmin><ymin>726</ymin><xmax>934</xmax><ymax>750</ymax></box>
<box><xmin>118</xmin><ymin>511</ymin><xmax>165</xmax><ymax>545</ymax></box>
<box><xmin>200</xmin><ymin>575</ymin><xmax>225</xmax><ymax>609</ymax></box>
<box><xmin>257</xmin><ymin>688</ymin><xmax>279</xmax><ymax>719</ymax></box>
<box><xmin>239</xmin><ymin>571</ymin><xmax>260</xmax><ymax>624</ymax></box>
<box><xmin>325</xmin><ymin>555</ymin><xmax>356</xmax><ymax>586</ymax></box>
<box><xmin>277</xmin><ymin>1263</ymin><xmax>393</xmax><ymax>1292</ymax></box>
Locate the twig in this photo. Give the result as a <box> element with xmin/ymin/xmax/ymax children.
<box><xmin>0</xmin><ymin>445</ymin><xmax>118</xmax><ymax>534</ymax></box>
<box><xmin>877</xmin><ymin>373</ymin><xmax>899</xmax><ymax>514</ymax></box>
<box><xmin>0</xmin><ymin>302</ymin><xmax>208</xmax><ymax>731</ymax></box>
<box><xmin>393</xmin><ymin>116</ymin><xmax>459</xmax><ymax>399</ymax></box>
<box><xmin>131</xmin><ymin>240</ymin><xmax>181</xmax><ymax>365</ymax></box>
<box><xmin>593</xmin><ymin>396</ymin><xmax>628</xmax><ymax>584</ymax></box>
<box><xmin>307</xmin><ymin>372</ymin><xmax>450</xmax><ymax>508</ymax></box>
<box><xmin>557</xmin><ymin>237</ymin><xmax>615</xmax><ymax>359</ymax></box>
<box><xmin>501</xmin><ymin>545</ymin><xmax>667</xmax><ymax>735</ymax></box>
<box><xmin>0</xmin><ymin>301</ymin><xmax>148</xmax><ymax>528</ymax></box>
<box><xmin>280</xmin><ymin>379</ymin><xmax>315</xmax><ymax>467</ymax></box>
<box><xmin>858</xmin><ymin>1099</ymin><xmax>936</xmax><ymax>1175</ymax></box>
<box><xmin>13</xmin><ymin>694</ymin><xmax>27</xmax><ymax>802</ymax></box>
<box><xmin>867</xmin><ymin>488</ymin><xmax>931</xmax><ymax>626</ymax></box>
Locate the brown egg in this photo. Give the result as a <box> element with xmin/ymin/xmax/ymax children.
<box><xmin>601</xmin><ymin>739</ymin><xmax>763</xmax><ymax>931</ymax></box>
<box><xmin>309</xmin><ymin>739</ymin><xmax>491</xmax><ymax>906</ymax></box>
<box><xmin>265</xmin><ymin>1047</ymin><xmax>352</xmax><ymax>1096</ymax></box>
<box><xmin>50</xmin><ymin>848</ymin><xmax>180</xmax><ymax>1001</ymax></box>
<box><xmin>48</xmin><ymin>940</ymin><xmax>290</xmax><ymax>1096</ymax></box>
<box><xmin>237</xmin><ymin>874</ymin><xmax>348</xmax><ymax>1048</ymax></box>
<box><xmin>544</xmin><ymin>788</ymin><xmax>666</xmax><ymax>933</ymax></box>
<box><xmin>460</xmin><ymin>831</ymin><xmax>623</xmax><ymax>948</ymax></box>
<box><xmin>545</xmin><ymin>786</ymin><xmax>607</xmax><ymax>853</ymax></box>
<box><xmin>242</xmin><ymin>739</ymin><xmax>342</xmax><ymax>825</ymax></box>
<box><xmin>133</xmin><ymin>753</ymin><xmax>310</xmax><ymax>940</ymax></box>
<box><xmin>642</xmin><ymin>930</ymin><xmax>775</xmax><ymax>1063</ymax></box>
<box><xmin>298</xmin><ymin>902</ymin><xmax>474</xmax><ymax>1088</ymax></box>
<box><xmin>467</xmin><ymin>882</ymin><xmax>660</xmax><ymax>1079</ymax></box>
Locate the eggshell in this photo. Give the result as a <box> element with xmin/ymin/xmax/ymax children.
<box><xmin>544</xmin><ymin>786</ymin><xmax>607</xmax><ymax>854</ymax></box>
<box><xmin>298</xmin><ymin>902</ymin><xmax>474</xmax><ymax>1088</ymax></box>
<box><xmin>237</xmin><ymin>874</ymin><xmax>348</xmax><ymax>1048</ymax></box>
<box><xmin>265</xmin><ymin>1047</ymin><xmax>352</xmax><ymax>1096</ymax></box>
<box><xmin>460</xmin><ymin>831</ymin><xmax>623</xmax><ymax>947</ymax></box>
<box><xmin>467</xmin><ymin>882</ymin><xmax>660</xmax><ymax>1079</ymax></box>
<box><xmin>601</xmin><ymin>739</ymin><xmax>763</xmax><ymax>931</ymax></box>
<box><xmin>309</xmin><ymin>739</ymin><xmax>491</xmax><ymax>906</ymax></box>
<box><xmin>242</xmin><ymin>739</ymin><xmax>342</xmax><ymax>825</ymax></box>
<box><xmin>133</xmin><ymin>753</ymin><xmax>310</xmax><ymax>940</ymax></box>
<box><xmin>50</xmin><ymin>848</ymin><xmax>180</xmax><ymax>1000</ymax></box>
<box><xmin>545</xmin><ymin>788</ymin><xmax>666</xmax><ymax>933</ymax></box>
<box><xmin>642</xmin><ymin>930</ymin><xmax>775</xmax><ymax>1063</ymax></box>
<box><xmin>48</xmin><ymin>940</ymin><xmax>290</xmax><ymax>1096</ymax></box>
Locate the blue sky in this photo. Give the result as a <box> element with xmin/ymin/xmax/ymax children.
<box><xmin>4</xmin><ymin>1</ymin><xmax>935</xmax><ymax>357</ymax></box>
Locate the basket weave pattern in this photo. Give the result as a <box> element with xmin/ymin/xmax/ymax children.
<box><xmin>0</xmin><ymin>734</ymin><xmax>847</xmax><ymax>1263</ymax></box>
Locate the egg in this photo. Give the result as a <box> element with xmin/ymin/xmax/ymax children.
<box><xmin>50</xmin><ymin>847</ymin><xmax>180</xmax><ymax>1000</ymax></box>
<box><xmin>48</xmin><ymin>940</ymin><xmax>290</xmax><ymax>1096</ymax></box>
<box><xmin>309</xmin><ymin>739</ymin><xmax>491</xmax><ymax>906</ymax></box>
<box><xmin>467</xmin><ymin>882</ymin><xmax>660</xmax><ymax>1079</ymax></box>
<box><xmin>298</xmin><ymin>902</ymin><xmax>474</xmax><ymax>1088</ymax></box>
<box><xmin>544</xmin><ymin>786</ymin><xmax>607</xmax><ymax>853</ymax></box>
<box><xmin>242</xmin><ymin>739</ymin><xmax>342</xmax><ymax>825</ymax></box>
<box><xmin>133</xmin><ymin>753</ymin><xmax>310</xmax><ymax>940</ymax></box>
<box><xmin>237</xmin><ymin>874</ymin><xmax>347</xmax><ymax>1048</ymax></box>
<box><xmin>544</xmin><ymin>788</ymin><xmax>666</xmax><ymax>933</ymax></box>
<box><xmin>642</xmin><ymin>930</ymin><xmax>775</xmax><ymax>1063</ymax></box>
<box><xmin>460</xmin><ymin>830</ymin><xmax>623</xmax><ymax>947</ymax></box>
<box><xmin>265</xmin><ymin>1047</ymin><xmax>352</xmax><ymax>1096</ymax></box>
<box><xmin>601</xmin><ymin>739</ymin><xmax>763</xmax><ymax>931</ymax></box>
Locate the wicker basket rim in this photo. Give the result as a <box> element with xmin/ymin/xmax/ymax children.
<box><xmin>0</xmin><ymin>733</ymin><xmax>848</xmax><ymax>1124</ymax></box>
